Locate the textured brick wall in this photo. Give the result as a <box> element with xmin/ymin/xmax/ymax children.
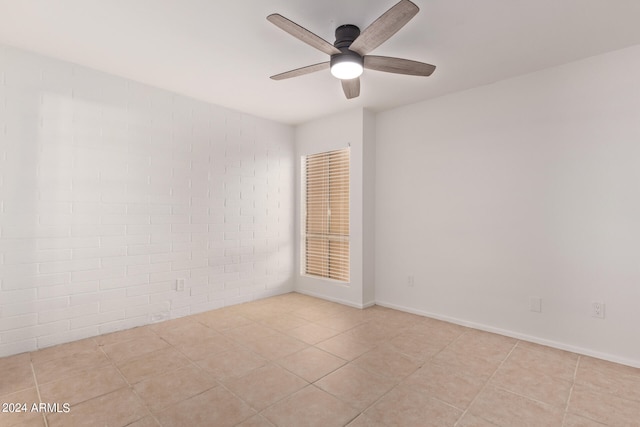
<box><xmin>0</xmin><ymin>45</ymin><xmax>295</xmax><ymax>357</ymax></box>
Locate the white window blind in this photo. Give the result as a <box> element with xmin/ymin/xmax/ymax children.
<box><xmin>303</xmin><ymin>148</ymin><xmax>350</xmax><ymax>282</ymax></box>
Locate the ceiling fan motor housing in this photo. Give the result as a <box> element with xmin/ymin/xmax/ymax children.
<box><xmin>334</xmin><ymin>24</ymin><xmax>360</xmax><ymax>48</ymax></box>
<box><xmin>331</xmin><ymin>24</ymin><xmax>364</xmax><ymax>71</ymax></box>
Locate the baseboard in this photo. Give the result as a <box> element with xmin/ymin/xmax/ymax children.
<box><xmin>375</xmin><ymin>299</ymin><xmax>640</xmax><ymax>369</ymax></box>
<box><xmin>287</xmin><ymin>291</ymin><xmax>640</xmax><ymax>368</ymax></box>
<box><xmin>295</xmin><ymin>289</ymin><xmax>371</xmax><ymax>309</ymax></box>
<box><xmin>362</xmin><ymin>299</ymin><xmax>376</xmax><ymax>309</ymax></box>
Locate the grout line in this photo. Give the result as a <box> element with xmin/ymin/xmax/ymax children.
<box><xmin>560</xmin><ymin>354</ymin><xmax>582</xmax><ymax>426</ymax></box>
<box><xmin>29</xmin><ymin>360</ymin><xmax>49</xmax><ymax>427</ymax></box>
<box><xmin>97</xmin><ymin>344</ymin><xmax>129</xmax><ymax>383</ymax></box>
<box><xmin>562</xmin><ymin>355</ymin><xmax>612</xmax><ymax>427</ymax></box>
<box><xmin>148</xmin><ymin>312</ymin><xmax>318</xmax><ymax>423</ymax></box>
<box><xmin>452</xmin><ymin>339</ymin><xmax>518</xmax><ymax>426</ymax></box>
<box><xmin>481</xmin><ymin>341</ymin><xmax>582</xmax><ymax>411</ymax></box>
<box><xmin>325</xmin><ymin>331</ymin><xmax>450</xmax><ymax>420</ymax></box>
<box><xmin>432</xmin><ymin>327</ymin><xmax>470</xmax><ymax>361</ymax></box>
<box><xmin>98</xmin><ymin>342</ymin><xmax>166</xmax><ymax>427</ymax></box>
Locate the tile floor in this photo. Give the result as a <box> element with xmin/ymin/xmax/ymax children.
<box><xmin>1</xmin><ymin>292</ymin><xmax>639</xmax><ymax>427</ymax></box>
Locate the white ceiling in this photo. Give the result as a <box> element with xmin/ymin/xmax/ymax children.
<box><xmin>2</xmin><ymin>0</ymin><xmax>640</xmax><ymax>125</ymax></box>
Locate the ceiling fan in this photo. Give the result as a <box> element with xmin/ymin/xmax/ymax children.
<box><xmin>267</xmin><ymin>0</ymin><xmax>436</xmax><ymax>99</ymax></box>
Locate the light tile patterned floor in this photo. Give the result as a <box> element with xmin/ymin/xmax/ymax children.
<box><xmin>1</xmin><ymin>292</ymin><xmax>639</xmax><ymax>427</ymax></box>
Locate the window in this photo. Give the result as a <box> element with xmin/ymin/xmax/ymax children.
<box><xmin>302</xmin><ymin>148</ymin><xmax>350</xmax><ymax>282</ymax></box>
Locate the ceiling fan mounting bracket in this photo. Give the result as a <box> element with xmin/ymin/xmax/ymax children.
<box><xmin>333</xmin><ymin>24</ymin><xmax>361</xmax><ymax>49</ymax></box>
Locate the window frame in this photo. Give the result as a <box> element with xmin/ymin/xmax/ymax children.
<box><xmin>300</xmin><ymin>147</ymin><xmax>351</xmax><ymax>283</ymax></box>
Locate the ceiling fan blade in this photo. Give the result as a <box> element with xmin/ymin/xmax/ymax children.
<box><xmin>267</xmin><ymin>14</ymin><xmax>340</xmax><ymax>56</ymax></box>
<box><xmin>349</xmin><ymin>0</ymin><xmax>419</xmax><ymax>56</ymax></box>
<box><xmin>364</xmin><ymin>55</ymin><xmax>435</xmax><ymax>76</ymax></box>
<box><xmin>270</xmin><ymin>62</ymin><xmax>330</xmax><ymax>80</ymax></box>
<box><xmin>341</xmin><ymin>78</ymin><xmax>360</xmax><ymax>99</ymax></box>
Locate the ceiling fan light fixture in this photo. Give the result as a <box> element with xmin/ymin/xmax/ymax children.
<box><xmin>330</xmin><ymin>54</ymin><xmax>364</xmax><ymax>80</ymax></box>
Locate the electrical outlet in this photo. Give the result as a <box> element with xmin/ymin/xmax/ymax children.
<box><xmin>176</xmin><ymin>278</ymin><xmax>186</xmax><ymax>292</ymax></box>
<box><xmin>530</xmin><ymin>297</ymin><xmax>542</xmax><ymax>313</ymax></box>
<box><xmin>592</xmin><ymin>302</ymin><xmax>605</xmax><ymax>319</ymax></box>
<box><xmin>407</xmin><ymin>275</ymin><xmax>415</xmax><ymax>287</ymax></box>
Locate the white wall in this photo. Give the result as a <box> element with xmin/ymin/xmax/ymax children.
<box><xmin>375</xmin><ymin>44</ymin><xmax>640</xmax><ymax>367</ymax></box>
<box><xmin>0</xmin><ymin>45</ymin><xmax>295</xmax><ymax>357</ymax></box>
<box><xmin>362</xmin><ymin>110</ymin><xmax>376</xmax><ymax>306</ymax></box>
<box><xmin>294</xmin><ymin>108</ymin><xmax>375</xmax><ymax>308</ymax></box>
